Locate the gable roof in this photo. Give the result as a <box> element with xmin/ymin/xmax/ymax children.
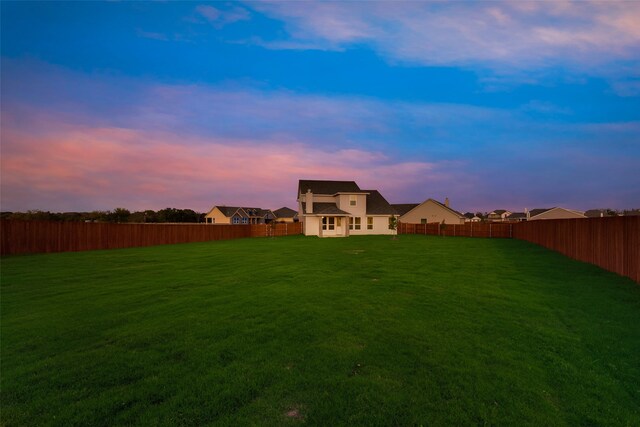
<box><xmin>213</xmin><ymin>206</ymin><xmax>245</xmax><ymax>217</ymax></box>
<box><xmin>490</xmin><ymin>209</ymin><xmax>508</xmax><ymax>215</ymax></box>
<box><xmin>208</xmin><ymin>206</ymin><xmax>271</xmax><ymax>218</ymax></box>
<box><xmin>391</xmin><ymin>204</ymin><xmax>419</xmax><ymax>216</ymax></box>
<box><xmin>361</xmin><ymin>190</ymin><xmax>396</xmax><ymax>215</ymax></box>
<box><xmin>273</xmin><ymin>207</ymin><xmax>297</xmax><ymax>218</ymax></box>
<box><xmin>507</xmin><ymin>212</ymin><xmax>527</xmax><ymax>219</ymax></box>
<box><xmin>396</xmin><ymin>199</ymin><xmax>465</xmax><ymax>219</ymax></box>
<box><xmin>529</xmin><ymin>208</ymin><xmax>552</xmax><ymax>217</ymax></box>
<box><xmin>298</xmin><ymin>179</ymin><xmax>362</xmax><ymax>196</ymax></box>
<box><xmin>529</xmin><ymin>207</ymin><xmax>585</xmax><ymax>219</ymax></box>
<box><xmin>429</xmin><ymin>199</ymin><xmax>465</xmax><ymax>218</ymax></box>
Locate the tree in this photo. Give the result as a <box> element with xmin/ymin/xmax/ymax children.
<box><xmin>389</xmin><ymin>215</ymin><xmax>398</xmax><ymax>240</ymax></box>
<box><xmin>105</xmin><ymin>208</ymin><xmax>131</xmax><ymax>223</ymax></box>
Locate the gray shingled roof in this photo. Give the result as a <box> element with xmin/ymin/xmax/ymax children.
<box><xmin>213</xmin><ymin>206</ymin><xmax>272</xmax><ymax>218</ymax></box>
<box><xmin>298</xmin><ymin>180</ymin><xmax>363</xmax><ymax>195</ymax></box>
<box><xmin>303</xmin><ymin>202</ymin><xmax>351</xmax><ymax>215</ymax></box>
<box><xmin>361</xmin><ymin>190</ymin><xmax>396</xmax><ymax>215</ymax></box>
<box><xmin>492</xmin><ymin>209</ymin><xmax>507</xmax><ymax>215</ymax></box>
<box><xmin>529</xmin><ymin>208</ymin><xmax>552</xmax><ymax>217</ymax></box>
<box><xmin>216</xmin><ymin>206</ymin><xmax>244</xmax><ymax>217</ymax></box>
<box><xmin>391</xmin><ymin>203</ymin><xmax>419</xmax><ymax>216</ymax></box>
<box><xmin>508</xmin><ymin>212</ymin><xmax>527</xmax><ymax>219</ymax></box>
<box><xmin>273</xmin><ymin>207</ymin><xmax>298</xmax><ymax>218</ymax></box>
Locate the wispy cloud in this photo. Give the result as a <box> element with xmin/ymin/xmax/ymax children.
<box><xmin>136</xmin><ymin>29</ymin><xmax>169</xmax><ymax>41</ymax></box>
<box><xmin>195</xmin><ymin>4</ymin><xmax>250</xmax><ymax>27</ymax></box>
<box><xmin>249</xmin><ymin>1</ymin><xmax>640</xmax><ymax>77</ymax></box>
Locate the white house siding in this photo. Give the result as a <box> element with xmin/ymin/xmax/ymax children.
<box><xmin>336</xmin><ymin>193</ymin><xmax>367</xmax><ymax>217</ymax></box>
<box><xmin>303</xmin><ymin>216</ymin><xmax>321</xmax><ymax>236</ymax></box>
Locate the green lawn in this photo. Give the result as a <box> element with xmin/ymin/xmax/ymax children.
<box><xmin>2</xmin><ymin>235</ymin><xmax>639</xmax><ymax>426</ymax></box>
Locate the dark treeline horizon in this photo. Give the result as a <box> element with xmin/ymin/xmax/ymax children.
<box><xmin>0</xmin><ymin>208</ymin><xmax>205</xmax><ymax>223</ymax></box>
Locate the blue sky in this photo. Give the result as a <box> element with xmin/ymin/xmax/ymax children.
<box><xmin>1</xmin><ymin>1</ymin><xmax>639</xmax><ymax>213</ymax></box>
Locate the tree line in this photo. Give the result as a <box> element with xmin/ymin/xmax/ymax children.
<box><xmin>0</xmin><ymin>208</ymin><xmax>205</xmax><ymax>223</ymax></box>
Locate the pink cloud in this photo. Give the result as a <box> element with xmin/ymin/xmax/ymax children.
<box><xmin>0</xmin><ymin>112</ymin><xmax>459</xmax><ymax>212</ymax></box>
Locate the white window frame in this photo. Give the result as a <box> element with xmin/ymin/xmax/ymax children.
<box><xmin>350</xmin><ymin>195</ymin><xmax>357</xmax><ymax>206</ymax></box>
<box><xmin>322</xmin><ymin>217</ymin><xmax>335</xmax><ymax>231</ymax></box>
<box><xmin>367</xmin><ymin>217</ymin><xmax>374</xmax><ymax>230</ymax></box>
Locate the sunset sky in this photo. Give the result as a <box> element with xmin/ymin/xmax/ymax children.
<box><xmin>2</xmin><ymin>1</ymin><xmax>639</xmax><ymax>213</ymax></box>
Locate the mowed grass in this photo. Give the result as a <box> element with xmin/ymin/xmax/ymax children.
<box><xmin>1</xmin><ymin>235</ymin><xmax>639</xmax><ymax>426</ymax></box>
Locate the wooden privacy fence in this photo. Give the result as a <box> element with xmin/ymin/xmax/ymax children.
<box><xmin>513</xmin><ymin>216</ymin><xmax>639</xmax><ymax>284</ymax></box>
<box><xmin>399</xmin><ymin>218</ymin><xmax>639</xmax><ymax>283</ymax></box>
<box><xmin>0</xmin><ymin>220</ymin><xmax>302</xmax><ymax>255</ymax></box>
<box><xmin>398</xmin><ymin>221</ymin><xmax>513</xmax><ymax>238</ymax></box>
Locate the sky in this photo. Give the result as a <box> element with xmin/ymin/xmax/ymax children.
<box><xmin>1</xmin><ymin>1</ymin><xmax>639</xmax><ymax>214</ymax></box>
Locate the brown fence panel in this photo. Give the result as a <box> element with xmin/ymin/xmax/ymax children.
<box><xmin>0</xmin><ymin>220</ymin><xmax>304</xmax><ymax>255</ymax></box>
<box><xmin>398</xmin><ymin>222</ymin><xmax>513</xmax><ymax>238</ymax></box>
<box><xmin>513</xmin><ymin>217</ymin><xmax>639</xmax><ymax>283</ymax></box>
<box><xmin>249</xmin><ymin>222</ymin><xmax>302</xmax><ymax>238</ymax></box>
<box><xmin>0</xmin><ymin>221</ymin><xmax>255</xmax><ymax>255</ymax></box>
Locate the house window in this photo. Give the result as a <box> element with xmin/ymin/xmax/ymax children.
<box><xmin>242</xmin><ymin>217</ymin><xmax>248</xmax><ymax>224</ymax></box>
<box><xmin>206</xmin><ymin>218</ymin><xmax>213</xmax><ymax>224</ymax></box>
<box><xmin>349</xmin><ymin>217</ymin><xmax>361</xmax><ymax>230</ymax></box>
<box><xmin>421</xmin><ymin>219</ymin><xmax>427</xmax><ymax>224</ymax></box>
<box><xmin>367</xmin><ymin>217</ymin><xmax>373</xmax><ymax>230</ymax></box>
<box><xmin>322</xmin><ymin>217</ymin><xmax>335</xmax><ymax>230</ymax></box>
<box><xmin>350</xmin><ymin>195</ymin><xmax>357</xmax><ymax>206</ymax></box>
<box><xmin>232</xmin><ymin>217</ymin><xmax>240</xmax><ymax>224</ymax></box>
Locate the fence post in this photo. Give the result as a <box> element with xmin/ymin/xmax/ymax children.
<box><xmin>489</xmin><ymin>223</ymin><xmax>492</xmax><ymax>238</ymax></box>
<box><xmin>510</xmin><ymin>224</ymin><xmax>512</xmax><ymax>238</ymax></box>
<box><xmin>471</xmin><ymin>222</ymin><xmax>473</xmax><ymax>238</ymax></box>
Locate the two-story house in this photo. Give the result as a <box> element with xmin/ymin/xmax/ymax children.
<box><xmin>297</xmin><ymin>180</ymin><xmax>397</xmax><ymax>237</ymax></box>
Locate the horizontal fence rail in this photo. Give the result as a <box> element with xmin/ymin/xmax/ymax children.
<box><xmin>0</xmin><ymin>221</ymin><xmax>302</xmax><ymax>255</ymax></box>
<box><xmin>513</xmin><ymin>216</ymin><xmax>639</xmax><ymax>284</ymax></box>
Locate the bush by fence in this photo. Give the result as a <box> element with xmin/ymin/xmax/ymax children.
<box><xmin>0</xmin><ymin>220</ymin><xmax>302</xmax><ymax>255</ymax></box>
<box><xmin>513</xmin><ymin>216</ymin><xmax>639</xmax><ymax>284</ymax></box>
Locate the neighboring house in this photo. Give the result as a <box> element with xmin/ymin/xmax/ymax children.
<box><xmin>506</xmin><ymin>212</ymin><xmax>527</xmax><ymax>222</ymax></box>
<box><xmin>585</xmin><ymin>209</ymin><xmax>618</xmax><ymax>218</ymax></box>
<box><xmin>297</xmin><ymin>180</ymin><xmax>397</xmax><ymax>237</ymax></box>
<box><xmin>527</xmin><ymin>207</ymin><xmax>586</xmax><ymax>221</ymax></box>
<box><xmin>392</xmin><ymin>198</ymin><xmax>466</xmax><ymax>225</ymax></box>
<box><xmin>392</xmin><ymin>204</ymin><xmax>419</xmax><ymax>217</ymax></box>
<box><xmin>273</xmin><ymin>207</ymin><xmax>299</xmax><ymax>223</ymax></box>
<box><xmin>204</xmin><ymin>206</ymin><xmax>274</xmax><ymax>224</ymax></box>
<box><xmin>463</xmin><ymin>212</ymin><xmax>482</xmax><ymax>222</ymax></box>
<box><xmin>487</xmin><ymin>209</ymin><xmax>512</xmax><ymax>222</ymax></box>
